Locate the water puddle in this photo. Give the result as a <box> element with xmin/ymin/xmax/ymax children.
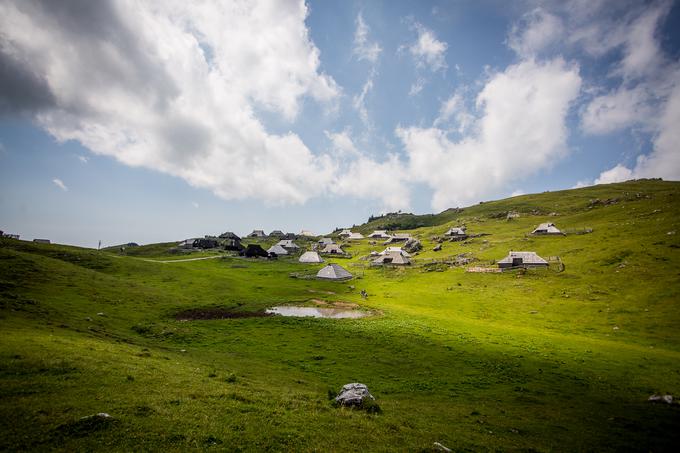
<box><xmin>265</xmin><ymin>306</ymin><xmax>370</xmax><ymax>319</ymax></box>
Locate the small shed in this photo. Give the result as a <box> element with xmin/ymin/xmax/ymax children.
<box><xmin>445</xmin><ymin>227</ymin><xmax>468</xmax><ymax>240</ymax></box>
<box><xmin>368</xmin><ymin>230</ymin><xmax>391</xmax><ymax>238</ymax></box>
<box><xmin>247</xmin><ymin>230</ymin><xmax>266</xmax><ymax>238</ymax></box>
<box><xmin>267</xmin><ymin>244</ymin><xmax>289</xmax><ymax>256</ymax></box>
<box><xmin>532</xmin><ymin>223</ymin><xmax>563</xmax><ymax>235</ymax></box>
<box><xmin>269</xmin><ymin>230</ymin><xmax>285</xmax><ymax>237</ymax></box>
<box><xmin>193</xmin><ymin>238</ymin><xmax>219</xmax><ymax>249</ymax></box>
<box><xmin>276</xmin><ymin>239</ymin><xmax>300</xmax><ymax>251</ymax></box>
<box><xmin>497</xmin><ymin>251</ymin><xmax>548</xmax><ymax>270</ymax></box>
<box><xmin>219</xmin><ymin>232</ymin><xmax>241</xmax><ymax>240</ymax></box>
<box><xmin>318</xmin><ymin>237</ymin><xmax>334</xmax><ymax>246</ymax></box>
<box><xmin>299</xmin><ymin>251</ymin><xmax>323</xmax><ymax>263</ymax></box>
<box><xmin>338</xmin><ymin>229</ymin><xmax>352</xmax><ymax>238</ymax></box>
<box><xmin>348</xmin><ymin>232</ymin><xmax>364</xmax><ymax>240</ymax></box>
<box><xmin>241</xmin><ymin>244</ymin><xmax>268</xmax><ymax>258</ymax></box>
<box><xmin>33</xmin><ymin>239</ymin><xmax>50</xmax><ymax>244</ymax></box>
<box><xmin>223</xmin><ymin>238</ymin><xmax>243</xmax><ymax>251</ymax></box>
<box><xmin>372</xmin><ymin>251</ymin><xmax>411</xmax><ymax>265</ymax></box>
<box><xmin>299</xmin><ymin>230</ymin><xmax>315</xmax><ymax>237</ymax></box>
<box><xmin>321</xmin><ymin>243</ymin><xmax>345</xmax><ymax>254</ymax></box>
<box><xmin>317</xmin><ymin>263</ymin><xmax>352</xmax><ymax>280</ymax></box>
<box><xmin>379</xmin><ymin>247</ymin><xmax>411</xmax><ymax>257</ymax></box>
<box><xmin>384</xmin><ymin>233</ymin><xmax>411</xmax><ymax>244</ymax></box>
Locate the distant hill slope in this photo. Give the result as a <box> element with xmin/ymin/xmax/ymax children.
<box><xmin>353</xmin><ymin>179</ymin><xmax>675</xmax><ymax>233</ymax></box>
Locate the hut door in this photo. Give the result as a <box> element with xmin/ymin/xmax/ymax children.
<box><xmin>512</xmin><ymin>258</ymin><xmax>523</xmax><ymax>267</ymax></box>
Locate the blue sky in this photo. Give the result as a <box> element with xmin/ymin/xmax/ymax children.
<box><xmin>1</xmin><ymin>0</ymin><xmax>679</xmax><ymax>247</ymax></box>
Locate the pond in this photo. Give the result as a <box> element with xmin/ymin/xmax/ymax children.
<box><xmin>265</xmin><ymin>306</ymin><xmax>370</xmax><ymax>319</ymax></box>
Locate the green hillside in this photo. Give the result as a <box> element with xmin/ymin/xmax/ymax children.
<box><xmin>1</xmin><ymin>179</ymin><xmax>679</xmax><ymax>451</ymax></box>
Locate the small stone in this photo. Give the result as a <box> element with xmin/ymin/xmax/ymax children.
<box><xmin>85</xmin><ymin>317</ymin><xmax>92</xmax><ymax>321</ymax></box>
<box><xmin>648</xmin><ymin>394</ymin><xmax>673</xmax><ymax>404</ymax></box>
<box><xmin>180</xmin><ymin>349</ymin><xmax>187</xmax><ymax>353</ymax></box>
<box><xmin>97</xmin><ymin>312</ymin><xmax>105</xmax><ymax>316</ymax></box>
<box><xmin>335</xmin><ymin>383</ymin><xmax>374</xmax><ymax>407</ymax></box>
<box><xmin>612</xmin><ymin>326</ymin><xmax>619</xmax><ymax>330</ymax></box>
<box><xmin>529</xmin><ymin>310</ymin><xmax>538</xmax><ymax>314</ymax></box>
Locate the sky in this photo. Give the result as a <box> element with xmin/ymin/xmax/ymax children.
<box><xmin>1</xmin><ymin>0</ymin><xmax>679</xmax><ymax>247</ymax></box>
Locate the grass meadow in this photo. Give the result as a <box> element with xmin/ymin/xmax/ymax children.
<box><xmin>1</xmin><ymin>180</ymin><xmax>679</xmax><ymax>451</ymax></box>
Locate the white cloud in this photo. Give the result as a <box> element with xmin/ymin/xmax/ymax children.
<box><xmin>408</xmin><ymin>78</ymin><xmax>425</xmax><ymax>96</ymax></box>
<box><xmin>577</xmin><ymin>1</ymin><xmax>680</xmax><ymax>183</ymax></box>
<box><xmin>52</xmin><ymin>178</ymin><xmax>68</xmax><ymax>191</ymax></box>
<box><xmin>325</xmin><ymin>129</ymin><xmax>360</xmax><ymax>157</ymax></box>
<box><xmin>434</xmin><ymin>90</ymin><xmax>475</xmax><ymax>135</ymax></box>
<box><xmin>353</xmin><ymin>72</ymin><xmax>375</xmax><ymax>128</ymax></box>
<box><xmin>333</xmin><ymin>154</ymin><xmax>411</xmax><ymax>211</ymax></box>
<box><xmin>77</xmin><ymin>155</ymin><xmax>88</xmax><ymax>163</ymax></box>
<box><xmin>353</xmin><ymin>13</ymin><xmax>381</xmax><ymax>63</ymax></box>
<box><xmin>408</xmin><ymin>23</ymin><xmax>447</xmax><ymax>72</ymax></box>
<box><xmin>0</xmin><ymin>0</ymin><xmax>340</xmax><ymax>205</ymax></box>
<box><xmin>191</xmin><ymin>201</ymin><xmax>199</xmax><ymax>208</ymax></box>
<box><xmin>510</xmin><ymin>189</ymin><xmax>525</xmax><ymax>197</ymax></box>
<box><xmin>397</xmin><ymin>58</ymin><xmax>582</xmax><ymax>211</ymax></box>
<box><xmin>572</xmin><ymin>180</ymin><xmax>591</xmax><ymax>189</ymax></box>
<box><xmin>508</xmin><ymin>8</ymin><xmax>564</xmax><ymax>58</ymax></box>
<box><xmin>581</xmin><ymin>84</ymin><xmax>654</xmax><ymax>134</ymax></box>
<box><xmin>593</xmin><ymin>164</ymin><xmax>634</xmax><ymax>185</ymax></box>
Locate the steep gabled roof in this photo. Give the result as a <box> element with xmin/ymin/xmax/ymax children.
<box><xmin>299</xmin><ymin>251</ymin><xmax>324</xmax><ymax>263</ymax></box>
<box><xmin>267</xmin><ymin>244</ymin><xmax>289</xmax><ymax>255</ymax></box>
<box><xmin>276</xmin><ymin>239</ymin><xmax>299</xmax><ymax>248</ymax></box>
<box><xmin>445</xmin><ymin>227</ymin><xmax>467</xmax><ymax>236</ymax></box>
<box><xmin>532</xmin><ymin>223</ymin><xmax>562</xmax><ymax>234</ymax></box>
<box><xmin>373</xmin><ymin>251</ymin><xmax>411</xmax><ymax>265</ymax></box>
<box><xmin>316</xmin><ymin>263</ymin><xmax>352</xmax><ymax>280</ymax></box>
<box><xmin>497</xmin><ymin>251</ymin><xmax>548</xmax><ymax>265</ymax></box>
<box><xmin>321</xmin><ymin>243</ymin><xmax>344</xmax><ymax>254</ymax></box>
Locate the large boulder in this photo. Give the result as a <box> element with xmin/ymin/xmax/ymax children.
<box><xmin>403</xmin><ymin>238</ymin><xmax>422</xmax><ymax>253</ymax></box>
<box><xmin>335</xmin><ymin>383</ymin><xmax>375</xmax><ymax>407</ymax></box>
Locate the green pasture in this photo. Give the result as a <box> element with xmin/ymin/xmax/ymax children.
<box><xmin>1</xmin><ymin>180</ymin><xmax>679</xmax><ymax>451</ymax></box>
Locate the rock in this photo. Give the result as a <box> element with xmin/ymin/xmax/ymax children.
<box><xmin>96</xmin><ymin>312</ymin><xmax>105</xmax><ymax>316</ymax></box>
<box><xmin>403</xmin><ymin>238</ymin><xmax>422</xmax><ymax>253</ymax></box>
<box><xmin>85</xmin><ymin>317</ymin><xmax>92</xmax><ymax>321</ymax></box>
<box><xmin>648</xmin><ymin>394</ymin><xmax>673</xmax><ymax>404</ymax></box>
<box><xmin>433</xmin><ymin>442</ymin><xmax>452</xmax><ymax>452</ymax></box>
<box><xmin>335</xmin><ymin>383</ymin><xmax>375</xmax><ymax>407</ymax></box>
<box><xmin>433</xmin><ymin>244</ymin><xmax>442</xmax><ymax>252</ymax></box>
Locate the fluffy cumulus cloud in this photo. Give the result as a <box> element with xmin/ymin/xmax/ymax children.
<box><xmin>576</xmin><ymin>0</ymin><xmax>680</xmax><ymax>185</ymax></box>
<box><xmin>508</xmin><ymin>8</ymin><xmax>564</xmax><ymax>58</ymax></box>
<box><xmin>0</xmin><ymin>0</ymin><xmax>340</xmax><ymax>204</ymax></box>
<box><xmin>398</xmin><ymin>58</ymin><xmax>581</xmax><ymax>211</ymax></box>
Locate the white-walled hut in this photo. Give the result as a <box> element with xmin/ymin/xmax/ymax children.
<box><xmin>532</xmin><ymin>223</ymin><xmax>564</xmax><ymax>235</ymax></box>
<box><xmin>445</xmin><ymin>227</ymin><xmax>468</xmax><ymax>240</ymax></box>
<box><xmin>321</xmin><ymin>243</ymin><xmax>345</xmax><ymax>255</ymax></box>
<box><xmin>267</xmin><ymin>244</ymin><xmax>289</xmax><ymax>256</ymax></box>
<box><xmin>338</xmin><ymin>229</ymin><xmax>352</xmax><ymax>238</ymax></box>
<box><xmin>379</xmin><ymin>246</ymin><xmax>411</xmax><ymax>257</ymax></box>
<box><xmin>299</xmin><ymin>251</ymin><xmax>324</xmax><ymax>263</ymax></box>
<box><xmin>497</xmin><ymin>251</ymin><xmax>548</xmax><ymax>270</ymax></box>
<box><xmin>318</xmin><ymin>237</ymin><xmax>334</xmax><ymax>246</ymax></box>
<box><xmin>317</xmin><ymin>263</ymin><xmax>352</xmax><ymax>280</ymax></box>
<box><xmin>368</xmin><ymin>230</ymin><xmax>390</xmax><ymax>238</ymax></box>
<box><xmin>372</xmin><ymin>251</ymin><xmax>411</xmax><ymax>265</ymax></box>
<box><xmin>276</xmin><ymin>239</ymin><xmax>300</xmax><ymax>251</ymax></box>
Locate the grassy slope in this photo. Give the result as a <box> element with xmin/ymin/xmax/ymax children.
<box><xmin>1</xmin><ymin>179</ymin><xmax>679</xmax><ymax>451</ymax></box>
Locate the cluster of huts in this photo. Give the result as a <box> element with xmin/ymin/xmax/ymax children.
<box><xmin>175</xmin><ymin>219</ymin><xmax>567</xmax><ymax>279</ymax></box>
